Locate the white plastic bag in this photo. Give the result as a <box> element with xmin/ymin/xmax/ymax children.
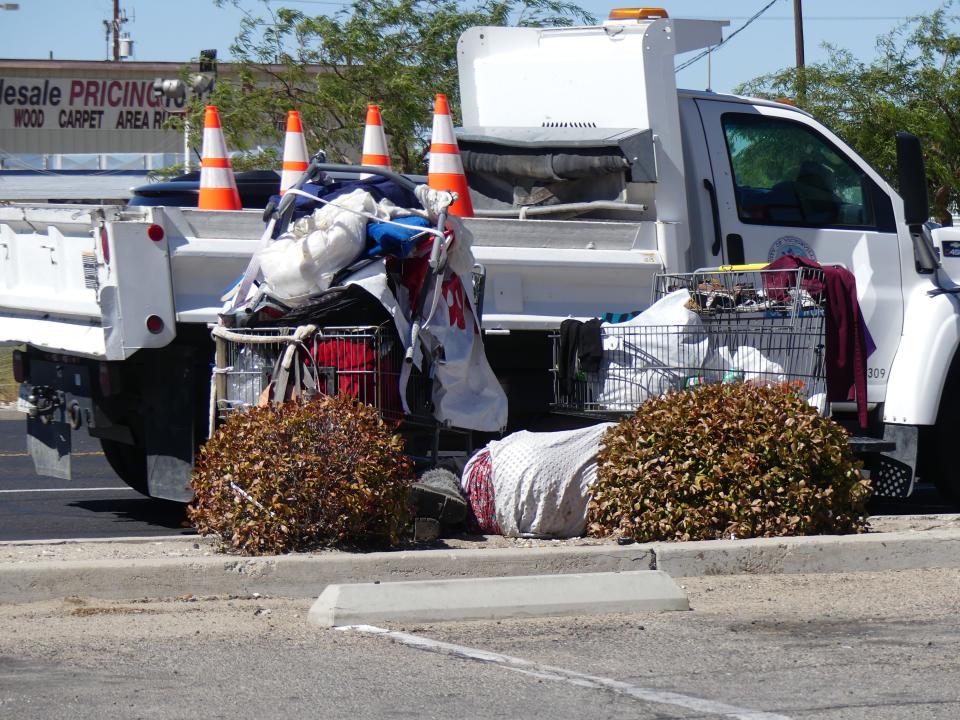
<box><xmin>701</xmin><ymin>346</ymin><xmax>735</xmax><ymax>385</ymax></box>
<box><xmin>226</xmin><ymin>345</ymin><xmax>273</xmax><ymax>409</ymax></box>
<box><xmin>732</xmin><ymin>345</ymin><xmax>786</xmax><ymax>385</ymax></box>
<box><xmin>417</xmin><ymin>219</ymin><xmax>508</xmax><ymax>431</ymax></box>
<box><xmin>596</xmin><ymin>289</ymin><xmax>709</xmax><ymax>408</ymax></box>
<box><xmin>258</xmin><ymin>189</ymin><xmax>373</xmax><ymax>304</ymax></box>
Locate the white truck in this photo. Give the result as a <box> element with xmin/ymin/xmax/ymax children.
<box><xmin>2</xmin><ymin>9</ymin><xmax>957</xmax><ymax>502</ymax></box>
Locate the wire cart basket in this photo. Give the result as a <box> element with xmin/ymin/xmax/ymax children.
<box><xmin>210</xmin><ymin>323</ymin><xmax>435</xmax><ymax>427</ymax></box>
<box><xmin>552</xmin><ymin>266</ymin><xmax>828</xmax><ymax>416</ymax></box>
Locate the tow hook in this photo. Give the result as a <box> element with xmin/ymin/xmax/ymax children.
<box><xmin>25</xmin><ymin>385</ymin><xmax>62</xmax><ymax>422</ymax></box>
<box><xmin>67</xmin><ymin>402</ymin><xmax>83</xmax><ymax>430</ymax></box>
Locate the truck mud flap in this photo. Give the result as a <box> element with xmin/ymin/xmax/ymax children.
<box><xmin>861</xmin><ymin>425</ymin><xmax>917</xmax><ymax>498</ymax></box>
<box><xmin>143</xmin><ymin>347</ymin><xmax>195</xmax><ymax>503</ymax></box>
<box><xmin>27</xmin><ymin>416</ymin><xmax>71</xmax><ymax>480</ymax></box>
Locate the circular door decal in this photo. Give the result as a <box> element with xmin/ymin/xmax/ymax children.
<box><xmin>767</xmin><ymin>235</ymin><xmax>816</xmax><ymax>262</ymax></box>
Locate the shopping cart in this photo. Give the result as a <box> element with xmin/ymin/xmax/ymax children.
<box><xmin>211</xmin><ymin>322</ymin><xmax>436</xmax><ymax>424</ymax></box>
<box><xmin>552</xmin><ymin>266</ymin><xmax>827</xmax><ymax>416</ymax></box>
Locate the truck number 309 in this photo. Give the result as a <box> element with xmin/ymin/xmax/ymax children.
<box><xmin>867</xmin><ymin>367</ymin><xmax>886</xmax><ymax>379</ymax></box>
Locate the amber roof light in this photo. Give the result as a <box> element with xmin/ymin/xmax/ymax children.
<box><xmin>608</xmin><ymin>7</ymin><xmax>669</xmax><ymax>21</ymax></box>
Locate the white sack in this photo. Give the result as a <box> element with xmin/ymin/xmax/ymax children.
<box><xmin>487</xmin><ymin>423</ymin><xmax>615</xmax><ymax>538</ymax></box>
<box><xmin>259</xmin><ymin>189</ymin><xmax>418</xmax><ymax>305</ymax></box>
<box><xmin>596</xmin><ymin>289</ymin><xmax>709</xmax><ymax>408</ymax></box>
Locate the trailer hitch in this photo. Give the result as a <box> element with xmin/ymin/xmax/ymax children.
<box><xmin>25</xmin><ymin>385</ymin><xmax>63</xmax><ymax>422</ymax></box>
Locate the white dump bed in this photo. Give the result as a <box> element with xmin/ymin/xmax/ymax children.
<box><xmin>465</xmin><ymin>216</ymin><xmax>661</xmax><ymax>328</ymax></box>
<box><xmin>451</xmin><ymin>14</ymin><xmax>728</xmax><ymax>319</ymax></box>
<box><xmin>0</xmin><ymin>204</ymin><xmax>261</xmax><ymax>359</ymax></box>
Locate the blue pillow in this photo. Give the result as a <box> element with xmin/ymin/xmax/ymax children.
<box><xmin>365</xmin><ymin>215</ymin><xmax>431</xmax><ymax>258</ymax></box>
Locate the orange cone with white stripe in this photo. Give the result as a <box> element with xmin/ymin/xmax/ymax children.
<box><xmin>198</xmin><ymin>105</ymin><xmax>241</xmax><ymax>210</ymax></box>
<box><xmin>427</xmin><ymin>93</ymin><xmax>473</xmax><ymax>217</ymax></box>
<box><xmin>280</xmin><ymin>110</ymin><xmax>309</xmax><ymax>194</ymax></box>
<box><xmin>360</xmin><ymin>104</ymin><xmax>391</xmax><ymax>178</ymax></box>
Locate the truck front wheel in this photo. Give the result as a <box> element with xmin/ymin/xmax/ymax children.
<box><xmin>100</xmin><ymin>439</ymin><xmax>149</xmax><ymax>496</ymax></box>
<box><xmin>930</xmin><ymin>367</ymin><xmax>960</xmax><ymax>506</ymax></box>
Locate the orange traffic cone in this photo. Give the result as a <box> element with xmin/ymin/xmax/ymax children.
<box><xmin>427</xmin><ymin>94</ymin><xmax>473</xmax><ymax>217</ymax></box>
<box><xmin>198</xmin><ymin>105</ymin><xmax>241</xmax><ymax>210</ymax></box>
<box><xmin>360</xmin><ymin>104</ymin><xmax>391</xmax><ymax>178</ymax></box>
<box><xmin>280</xmin><ymin>110</ymin><xmax>309</xmax><ymax>194</ymax></box>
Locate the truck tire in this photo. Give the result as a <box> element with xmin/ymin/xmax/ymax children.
<box><xmin>931</xmin><ymin>425</ymin><xmax>960</xmax><ymax>505</ymax></box>
<box><xmin>100</xmin><ymin>439</ymin><xmax>149</xmax><ymax>496</ymax></box>
<box><xmin>931</xmin><ymin>367</ymin><xmax>960</xmax><ymax>506</ymax></box>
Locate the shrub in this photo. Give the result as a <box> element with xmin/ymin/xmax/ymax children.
<box><xmin>588</xmin><ymin>382</ymin><xmax>871</xmax><ymax>542</ymax></box>
<box><xmin>188</xmin><ymin>395</ymin><xmax>413</xmax><ymax>555</ymax></box>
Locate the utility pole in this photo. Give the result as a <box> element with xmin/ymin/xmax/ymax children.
<box><xmin>103</xmin><ymin>1</ymin><xmax>129</xmax><ymax>61</ymax></box>
<box><xmin>793</xmin><ymin>0</ymin><xmax>805</xmax><ymax>70</ymax></box>
<box><xmin>793</xmin><ymin>0</ymin><xmax>806</xmax><ymax>103</ymax></box>
<box><xmin>112</xmin><ymin>0</ymin><xmax>120</xmax><ymax>62</ymax></box>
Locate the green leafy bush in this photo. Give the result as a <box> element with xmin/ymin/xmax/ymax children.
<box><xmin>589</xmin><ymin>382</ymin><xmax>871</xmax><ymax>542</ymax></box>
<box><xmin>189</xmin><ymin>395</ymin><xmax>413</xmax><ymax>555</ymax></box>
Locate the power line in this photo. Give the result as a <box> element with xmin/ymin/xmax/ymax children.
<box><xmin>675</xmin><ymin>0</ymin><xmax>783</xmax><ymax>73</ymax></box>
<box><xmin>678</xmin><ymin>16</ymin><xmax>915</xmax><ymax>21</ymax></box>
<box><xmin>260</xmin><ymin>0</ymin><xmax>350</xmax><ymax>5</ymax></box>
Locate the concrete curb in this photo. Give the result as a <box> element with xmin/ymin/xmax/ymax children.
<box><xmin>3</xmin><ymin>529</ymin><xmax>960</xmax><ymax>604</ymax></box>
<box><xmin>308</xmin><ymin>570</ymin><xmax>688</xmax><ymax>626</ymax></box>
<box><xmin>0</xmin><ymin>535</ymin><xmax>198</xmax><ymax>547</ymax></box>
<box><xmin>653</xmin><ymin>528</ymin><xmax>960</xmax><ymax>576</ymax></box>
<box><xmin>0</xmin><ymin>543</ymin><xmax>655</xmax><ymax>604</ymax></box>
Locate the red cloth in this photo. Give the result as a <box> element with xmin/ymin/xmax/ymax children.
<box><xmin>310</xmin><ymin>337</ymin><xmax>400</xmax><ymax>414</ymax></box>
<box><xmin>386</xmin><ymin>231</ymin><xmax>454</xmax><ymax>312</ymax></box>
<box><xmin>461</xmin><ymin>449</ymin><xmax>499</xmax><ymax>534</ymax></box>
<box><xmin>764</xmin><ymin>255</ymin><xmax>871</xmax><ymax>428</ymax></box>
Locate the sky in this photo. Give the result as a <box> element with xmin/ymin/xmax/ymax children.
<box><xmin>0</xmin><ymin>0</ymin><xmax>956</xmax><ymax>94</ymax></box>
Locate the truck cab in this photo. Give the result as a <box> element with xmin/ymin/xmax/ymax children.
<box><xmin>455</xmin><ymin>10</ymin><xmax>957</xmax><ymax>499</ymax></box>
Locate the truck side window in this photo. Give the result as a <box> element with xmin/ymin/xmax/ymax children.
<box><xmin>721</xmin><ymin>113</ymin><xmax>893</xmax><ymax>231</ymax></box>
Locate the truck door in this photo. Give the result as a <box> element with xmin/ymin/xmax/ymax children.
<box><xmin>695</xmin><ymin>99</ymin><xmax>903</xmax><ymax>402</ymax></box>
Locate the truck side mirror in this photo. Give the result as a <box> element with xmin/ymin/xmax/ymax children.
<box><xmin>896</xmin><ymin>131</ymin><xmax>929</xmax><ymax>227</ymax></box>
<box><xmin>896</xmin><ymin>131</ymin><xmax>939</xmax><ymax>273</ymax></box>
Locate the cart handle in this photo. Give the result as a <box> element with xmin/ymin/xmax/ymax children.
<box><xmin>697</xmin><ymin>263</ymin><xmax>770</xmax><ymax>272</ymax></box>
<box><xmin>309</xmin><ymin>162</ymin><xmax>423</xmax><ymax>193</ymax></box>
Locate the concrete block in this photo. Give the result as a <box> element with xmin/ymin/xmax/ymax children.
<box><xmin>307</xmin><ymin>570</ymin><xmax>689</xmax><ymax>627</ymax></box>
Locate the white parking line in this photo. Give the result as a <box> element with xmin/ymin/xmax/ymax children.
<box><xmin>339</xmin><ymin>625</ymin><xmax>791</xmax><ymax>720</ymax></box>
<box><xmin>0</xmin><ymin>486</ymin><xmax>135</xmax><ymax>494</ymax></box>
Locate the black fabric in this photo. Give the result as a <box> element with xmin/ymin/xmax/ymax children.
<box><xmin>232</xmin><ymin>293</ymin><xmax>291</xmax><ymax>328</ymax></box>
<box><xmin>578</xmin><ymin>318</ymin><xmax>604</xmax><ymax>373</ymax></box>
<box><xmin>557</xmin><ymin>318</ymin><xmax>603</xmax><ymax>394</ymax></box>
<box><xmin>558</xmin><ymin>319</ymin><xmax>583</xmax><ymax>396</ymax></box>
<box><xmin>460</xmin><ymin>147</ymin><xmax>628</xmax><ymax>182</ymax></box>
<box><xmin>263</xmin><ymin>283</ymin><xmax>391</xmax><ymax>328</ymax></box>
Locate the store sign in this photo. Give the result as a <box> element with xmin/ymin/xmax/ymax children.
<box><xmin>0</xmin><ymin>76</ymin><xmax>187</xmax><ymax>154</ymax></box>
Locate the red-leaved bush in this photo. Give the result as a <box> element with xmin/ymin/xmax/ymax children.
<box><xmin>189</xmin><ymin>395</ymin><xmax>412</xmax><ymax>555</ymax></box>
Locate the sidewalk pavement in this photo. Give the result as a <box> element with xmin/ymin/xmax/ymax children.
<box><xmin>2</xmin><ymin>514</ymin><xmax>958</xmax><ymax>604</ymax></box>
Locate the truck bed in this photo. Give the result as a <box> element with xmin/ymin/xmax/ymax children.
<box><xmin>0</xmin><ymin>203</ymin><xmax>666</xmax><ymax>358</ymax></box>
